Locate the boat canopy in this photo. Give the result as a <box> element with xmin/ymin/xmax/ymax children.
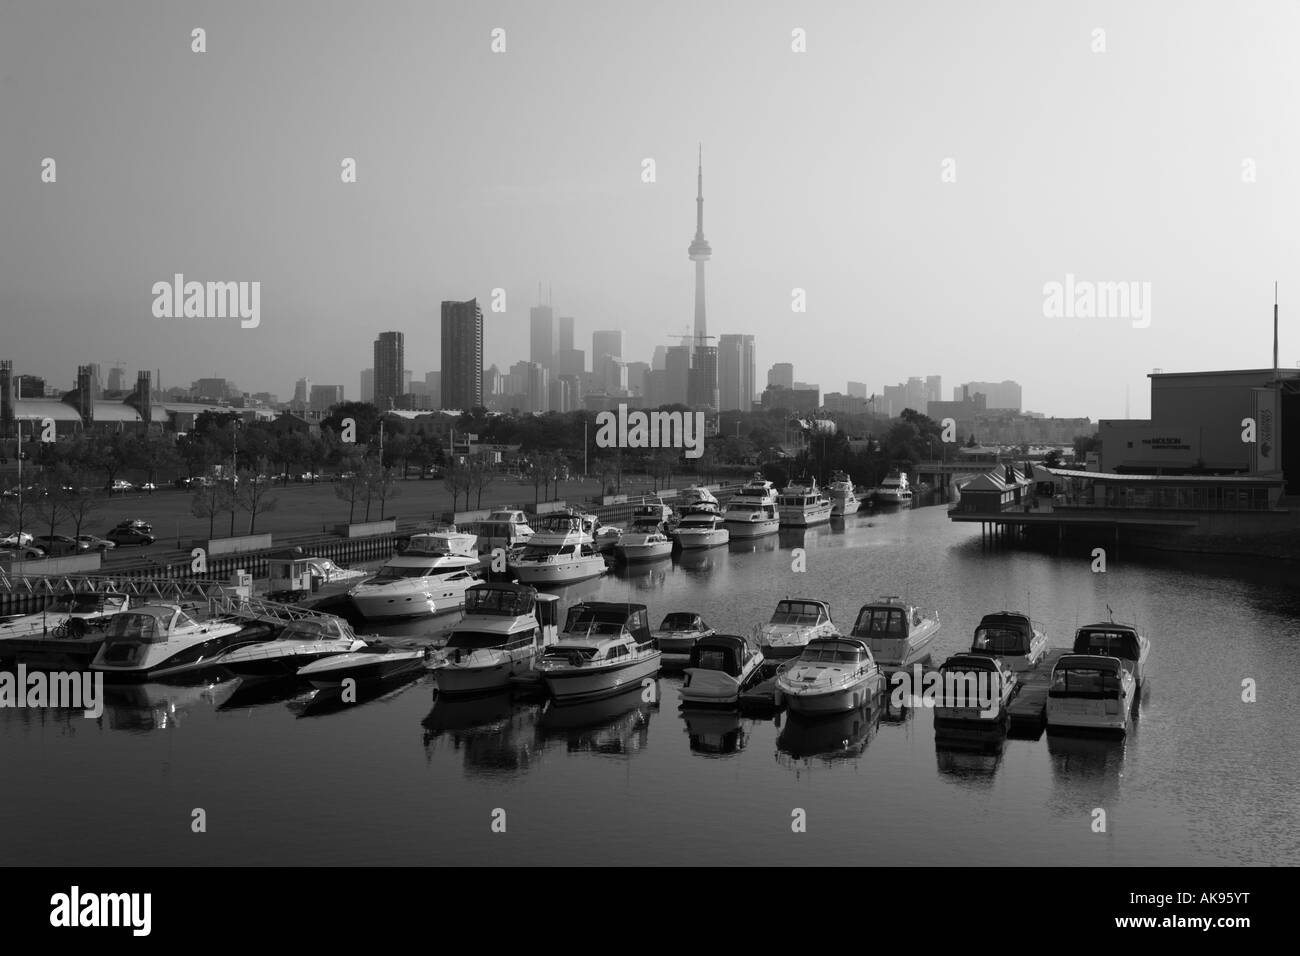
<box><xmin>1073</xmin><ymin>625</ymin><xmax>1142</xmax><ymax>660</ymax></box>
<box><xmin>659</xmin><ymin>611</ymin><xmax>706</xmax><ymax>631</ymax></box>
<box><xmin>688</xmin><ymin>634</ymin><xmax>751</xmax><ymax>675</ymax></box>
<box><xmin>1049</xmin><ymin>654</ymin><xmax>1124</xmax><ymax>698</ymax></box>
<box><xmin>465</xmin><ymin>584</ymin><xmax>536</xmax><ymax>616</ymax></box>
<box><xmin>852</xmin><ymin>605</ymin><xmax>910</xmax><ymax>637</ymax></box>
<box><xmin>941</xmin><ymin>652</ymin><xmax>1002</xmax><ymax>673</ymax></box>
<box><xmin>972</xmin><ymin>614</ymin><xmax>1035</xmax><ymax>655</ymax></box>
<box><xmin>797</xmin><ymin>638</ymin><xmax>871</xmax><ymax>664</ymax></box>
<box><xmin>280</xmin><ymin>617</ymin><xmax>355</xmax><ymax>642</ymax></box>
<box><xmin>564</xmin><ymin>603</ymin><xmax>651</xmax><ymax>642</ymax></box>
<box><xmin>770</xmin><ymin>600</ymin><xmax>830</xmax><ymax>625</ymax></box>
<box><xmin>103</xmin><ymin>606</ymin><xmax>193</xmax><ymax>643</ymax></box>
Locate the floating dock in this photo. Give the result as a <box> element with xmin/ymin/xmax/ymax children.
<box><xmin>1006</xmin><ymin>648</ymin><xmax>1068</xmax><ymax>738</ymax></box>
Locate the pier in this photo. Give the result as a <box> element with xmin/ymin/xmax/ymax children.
<box><xmin>1006</xmin><ymin>648</ymin><xmax>1068</xmax><ymax>737</ymax></box>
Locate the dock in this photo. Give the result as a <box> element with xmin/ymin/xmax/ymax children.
<box><xmin>1006</xmin><ymin>648</ymin><xmax>1068</xmax><ymax>738</ymax></box>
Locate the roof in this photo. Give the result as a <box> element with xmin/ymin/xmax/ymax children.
<box><xmin>807</xmin><ymin>636</ymin><xmax>869</xmax><ymax>651</ymax></box>
<box><xmin>696</xmin><ymin>634</ymin><xmax>750</xmax><ymax>650</ymax></box>
<box><xmin>1047</xmin><ymin>467</ymin><xmax>1282</xmax><ymax>484</ymax></box>
<box><xmin>1055</xmin><ymin>654</ymin><xmax>1122</xmax><ymax>672</ymax></box>
<box><xmin>467</xmin><ymin>582</ymin><xmax>536</xmax><ymax>595</ymax></box>
<box><xmin>571</xmin><ymin>601</ymin><xmax>648</xmax><ymax>615</ymax></box>
<box><xmin>1148</xmin><ymin>367</ymin><xmax>1300</xmax><ymax>380</ymax></box>
<box><xmin>962</xmin><ymin>473</ymin><xmax>1010</xmax><ymax>492</ymax></box>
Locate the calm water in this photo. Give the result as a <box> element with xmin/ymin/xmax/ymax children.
<box><xmin>3</xmin><ymin>503</ymin><xmax>1299</xmax><ymax>866</ymax></box>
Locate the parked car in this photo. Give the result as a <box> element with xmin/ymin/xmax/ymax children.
<box><xmin>31</xmin><ymin>534</ymin><xmax>91</xmax><ymax>556</ymax></box>
<box><xmin>0</xmin><ymin>545</ymin><xmax>46</xmax><ymax>561</ymax></box>
<box><xmin>140</xmin><ymin>482</ymin><xmax>158</xmax><ymax>492</ymax></box>
<box><xmin>106</xmin><ymin>525</ymin><xmax>156</xmax><ymax>546</ymax></box>
<box><xmin>108</xmin><ymin>479</ymin><xmax>135</xmax><ymax>493</ymax></box>
<box><xmin>76</xmin><ymin>534</ymin><xmax>116</xmax><ymax>552</ymax></box>
<box><xmin>1</xmin><ymin>531</ymin><xmax>34</xmax><ymax>548</ymax></box>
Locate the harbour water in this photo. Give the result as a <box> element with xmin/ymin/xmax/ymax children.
<box><xmin>3</xmin><ymin>503</ymin><xmax>1298</xmax><ymax>866</ymax></box>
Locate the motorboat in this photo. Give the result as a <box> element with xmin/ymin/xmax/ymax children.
<box><xmin>753</xmin><ymin>598</ymin><xmax>837</xmax><ymax>660</ymax></box>
<box><xmin>776</xmin><ymin>480</ymin><xmax>834</xmax><ymax>527</ymax></box>
<box><xmin>1071</xmin><ymin>621</ymin><xmax>1150</xmax><ymax>688</ymax></box>
<box><xmin>652</xmin><ymin>611</ymin><xmax>715</xmax><ymax>666</ymax></box>
<box><xmin>872</xmin><ymin>470</ymin><xmax>913</xmax><ymax>503</ymax></box>
<box><xmin>677</xmin><ymin>485</ymin><xmax>719</xmax><ymax>509</ymax></box>
<box><xmin>90</xmin><ymin>604</ymin><xmax>265</xmax><ymax>681</ymax></box>
<box><xmin>405</xmin><ymin>528</ymin><xmax>478</xmax><ymax>557</ymax></box>
<box><xmin>536</xmin><ymin>602</ymin><xmax>660</xmax><ymax>701</ymax></box>
<box><xmin>0</xmin><ymin>592</ymin><xmax>130</xmax><ymax>641</ymax></box>
<box><xmin>722</xmin><ymin>475</ymin><xmax>779</xmax><ymax>538</ymax></box>
<box><xmin>474</xmin><ymin>509</ymin><xmax>535</xmax><ymax>554</ymax></box>
<box><xmin>970</xmin><ymin>611</ymin><xmax>1049</xmax><ymax>672</ymax></box>
<box><xmin>347</xmin><ymin>539</ymin><xmax>481</xmax><ymax>619</ymax></box>
<box><xmin>508</xmin><ymin>511</ymin><xmax>608</xmax><ymax>586</ymax></box>
<box><xmin>775</xmin><ymin>637</ymin><xmax>881</xmax><ymax>716</ymax></box>
<box><xmin>296</xmin><ymin>646</ymin><xmax>429</xmax><ymax>690</ymax></box>
<box><xmin>218</xmin><ymin>616</ymin><xmax>369</xmax><ymax>680</ymax></box>
<box><xmin>933</xmin><ymin>652</ymin><xmax>1018</xmax><ymax>730</ymax></box>
<box><xmin>826</xmin><ymin>470</ymin><xmax>861</xmax><ymax>517</ymax></box>
<box><xmin>849</xmin><ymin>597</ymin><xmax>941</xmax><ymax>669</ymax></box>
<box><xmin>615</xmin><ymin>502</ymin><xmax>674</xmax><ymax>562</ymax></box>
<box><xmin>1045</xmin><ymin>654</ymin><xmax>1136</xmax><ymax>736</ymax></box>
<box><xmin>304</xmin><ymin>557</ymin><xmax>368</xmax><ymax>586</ymax></box>
<box><xmin>679</xmin><ymin>634</ymin><xmax>765</xmax><ymax>707</ymax></box>
<box><xmin>594</xmin><ymin>523</ymin><xmax>624</xmax><ymax>553</ymax></box>
<box><xmin>671</xmin><ymin>505</ymin><xmax>729</xmax><ymax>550</ymax></box>
<box><xmin>433</xmin><ymin>584</ymin><xmax>561</xmax><ymax>696</ymax></box>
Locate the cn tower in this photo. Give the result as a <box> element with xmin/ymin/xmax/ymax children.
<box><xmin>687</xmin><ymin>145</ymin><xmax>718</xmax><ymax>409</ymax></box>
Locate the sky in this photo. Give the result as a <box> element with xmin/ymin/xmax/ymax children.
<box><xmin>2</xmin><ymin>0</ymin><xmax>1297</xmax><ymax>420</ymax></box>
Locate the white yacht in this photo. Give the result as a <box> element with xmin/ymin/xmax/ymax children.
<box><xmin>849</xmin><ymin>597</ymin><xmax>941</xmax><ymax>670</ymax></box>
<box><xmin>220</xmin><ymin>616</ymin><xmax>369</xmax><ymax>680</ymax></box>
<box><xmin>723</xmin><ymin>474</ymin><xmax>779</xmax><ymax>539</ymax></box>
<box><xmin>536</xmin><ymin>602</ymin><xmax>661</xmax><ymax>701</ymax></box>
<box><xmin>348</xmin><ymin>538</ymin><xmax>481</xmax><ymax>620</ymax></box>
<box><xmin>0</xmin><ymin>592</ymin><xmax>130</xmax><ymax>641</ymax></box>
<box><xmin>775</xmin><ymin>637</ymin><xmax>881</xmax><ymax>716</ymax></box>
<box><xmin>1071</xmin><ymin>621</ymin><xmax>1150</xmax><ymax>688</ymax></box>
<box><xmin>1045</xmin><ymin>654</ymin><xmax>1137</xmax><ymax>736</ymax></box>
<box><xmin>776</xmin><ymin>479</ymin><xmax>834</xmax><ymax>527</ymax></box>
<box><xmin>970</xmin><ymin>611</ymin><xmax>1048</xmax><ymax>672</ymax></box>
<box><xmin>296</xmin><ymin>646</ymin><xmax>428</xmax><ymax>690</ymax></box>
<box><xmin>406</xmin><ymin>528</ymin><xmax>478</xmax><ymax>557</ymax></box>
<box><xmin>433</xmin><ymin>584</ymin><xmax>561</xmax><ymax>696</ymax></box>
<box><xmin>671</xmin><ymin>502</ymin><xmax>729</xmax><ymax>550</ymax></box>
<box><xmin>91</xmin><ymin>604</ymin><xmax>259</xmax><ymax>681</ymax></box>
<box><xmin>753</xmin><ymin>598</ymin><xmax>837</xmax><ymax>660</ymax></box>
<box><xmin>826</xmin><ymin>471</ymin><xmax>861</xmax><ymax>517</ymax></box>
<box><xmin>680</xmin><ymin>634</ymin><xmax>765</xmax><ymax>707</ymax></box>
<box><xmin>508</xmin><ymin>511</ymin><xmax>608</xmax><ymax>586</ymax></box>
<box><xmin>873</xmin><ymin>470</ymin><xmax>913</xmax><ymax>503</ymax></box>
<box><xmin>615</xmin><ymin>502</ymin><xmax>674</xmax><ymax>562</ymax></box>
<box><xmin>474</xmin><ymin>509</ymin><xmax>535</xmax><ymax>554</ymax></box>
<box><xmin>933</xmin><ymin>653</ymin><xmax>1018</xmax><ymax>729</ymax></box>
<box><xmin>653</xmin><ymin>611</ymin><xmax>716</xmax><ymax>666</ymax></box>
<box><xmin>677</xmin><ymin>485</ymin><xmax>719</xmax><ymax>509</ymax></box>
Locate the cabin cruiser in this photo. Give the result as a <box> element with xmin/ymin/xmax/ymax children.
<box><xmin>433</xmin><ymin>584</ymin><xmax>561</xmax><ymax>696</ymax></box>
<box><xmin>1072</xmin><ymin>621</ymin><xmax>1150</xmax><ymax>688</ymax></box>
<box><xmin>474</xmin><ymin>510</ymin><xmax>535</xmax><ymax>554</ymax></box>
<box><xmin>776</xmin><ymin>480</ymin><xmax>834</xmax><ymax>527</ymax></box>
<box><xmin>347</xmin><ymin>540</ymin><xmax>481</xmax><ymax>619</ymax></box>
<box><xmin>933</xmin><ymin>653</ymin><xmax>1019</xmax><ymax>729</ymax></box>
<box><xmin>536</xmin><ymin>602</ymin><xmax>660</xmax><ymax>701</ymax></box>
<box><xmin>775</xmin><ymin>636</ymin><xmax>881</xmax><ymax>716</ymax></box>
<box><xmin>671</xmin><ymin>504</ymin><xmax>729</xmax><ymax>550</ymax></box>
<box><xmin>872</xmin><ymin>470</ymin><xmax>913</xmax><ymax>503</ymax></box>
<box><xmin>615</xmin><ymin>502</ymin><xmax>674</xmax><ymax>562</ymax></box>
<box><xmin>723</xmin><ymin>475</ymin><xmax>780</xmax><ymax>538</ymax></box>
<box><xmin>218</xmin><ymin>616</ymin><xmax>369</xmax><ymax>680</ymax></box>
<box><xmin>653</xmin><ymin>611</ymin><xmax>715</xmax><ymax>666</ymax></box>
<box><xmin>826</xmin><ymin>471</ymin><xmax>861</xmax><ymax>517</ymax></box>
<box><xmin>509</xmin><ymin>511</ymin><xmax>608</xmax><ymax>585</ymax></box>
<box><xmin>849</xmin><ymin>597</ymin><xmax>941</xmax><ymax>669</ymax></box>
<box><xmin>680</xmin><ymin>634</ymin><xmax>764</xmax><ymax>707</ymax></box>
<box><xmin>90</xmin><ymin>604</ymin><xmax>263</xmax><ymax>681</ymax></box>
<box><xmin>677</xmin><ymin>485</ymin><xmax>719</xmax><ymax>509</ymax></box>
<box><xmin>295</xmin><ymin>646</ymin><xmax>429</xmax><ymax>690</ymax></box>
<box><xmin>405</xmin><ymin>528</ymin><xmax>478</xmax><ymax>557</ymax></box>
<box><xmin>970</xmin><ymin>611</ymin><xmax>1048</xmax><ymax>672</ymax></box>
<box><xmin>0</xmin><ymin>592</ymin><xmax>130</xmax><ymax>640</ymax></box>
<box><xmin>593</xmin><ymin>523</ymin><xmax>624</xmax><ymax>553</ymax></box>
<box><xmin>1045</xmin><ymin>654</ymin><xmax>1136</xmax><ymax>736</ymax></box>
<box><xmin>753</xmin><ymin>598</ymin><xmax>837</xmax><ymax>660</ymax></box>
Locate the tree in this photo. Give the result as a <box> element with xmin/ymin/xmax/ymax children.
<box><xmin>191</xmin><ymin>479</ymin><xmax>234</xmax><ymax>540</ymax></box>
<box><xmin>234</xmin><ymin>468</ymin><xmax>278</xmax><ymax>534</ymax></box>
<box><xmin>62</xmin><ymin>471</ymin><xmax>107</xmax><ymax>539</ymax></box>
<box><xmin>89</xmin><ymin>431</ymin><xmax>130</xmax><ymax>490</ymax></box>
<box><xmin>333</xmin><ymin>452</ymin><xmax>367</xmax><ymax>523</ymax></box>
<box><xmin>32</xmin><ymin>469</ymin><xmax>71</xmax><ymax>541</ymax></box>
<box><xmin>125</xmin><ymin>430</ymin><xmax>181</xmax><ymax>489</ymax></box>
<box><xmin>371</xmin><ymin>464</ymin><xmax>400</xmax><ymax>518</ymax></box>
<box><xmin>276</xmin><ymin>431</ymin><xmax>310</xmax><ymax>485</ymax></box>
<box><xmin>1043</xmin><ymin>448</ymin><xmax>1063</xmax><ymax>469</ymax></box>
<box><xmin>469</xmin><ymin>459</ymin><xmax>494</xmax><ymax>509</ymax></box>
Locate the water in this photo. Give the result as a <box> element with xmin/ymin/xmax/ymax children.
<box><xmin>3</xmin><ymin>503</ymin><xmax>1298</xmax><ymax>866</ymax></box>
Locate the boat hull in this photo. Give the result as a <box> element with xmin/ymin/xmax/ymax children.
<box><xmin>510</xmin><ymin>558</ymin><xmax>608</xmax><ymax>585</ymax></box>
<box><xmin>778</xmin><ymin>506</ymin><xmax>833</xmax><ymax>527</ymax></box>
<box><xmin>436</xmin><ymin>651</ymin><xmax>539</xmax><ymax>696</ymax></box>
<box><xmin>779</xmin><ymin>673</ymin><xmax>881</xmax><ymax>716</ymax></box>
<box><xmin>672</xmin><ymin>529</ymin><xmax>729</xmax><ymax>549</ymax></box>
<box><xmin>868</xmin><ymin>621</ymin><xmax>941</xmax><ymax>669</ymax></box>
<box><xmin>300</xmin><ymin>652</ymin><xmax>426</xmax><ymax>689</ymax></box>
<box><xmin>725</xmin><ymin>519</ymin><xmax>779</xmax><ymax>538</ymax></box>
<box><xmin>542</xmin><ymin>652</ymin><xmax>661</xmax><ymax>702</ymax></box>
<box><xmin>680</xmin><ymin>661</ymin><xmax>762</xmax><ymax>707</ymax></box>
<box><xmin>615</xmin><ymin>541</ymin><xmax>673</xmax><ymax>562</ymax></box>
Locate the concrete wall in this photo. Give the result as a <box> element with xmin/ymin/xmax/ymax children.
<box><xmin>333</xmin><ymin>519</ymin><xmax>396</xmax><ymax>539</ymax></box>
<box><xmin>197</xmin><ymin>533</ymin><xmax>274</xmax><ymax>555</ymax></box>
<box><xmin>2</xmin><ymin>552</ymin><xmax>102</xmax><ymax>575</ymax></box>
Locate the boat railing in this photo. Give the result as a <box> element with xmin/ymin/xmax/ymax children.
<box><xmin>208</xmin><ymin>593</ymin><xmax>346</xmax><ymax>628</ymax></box>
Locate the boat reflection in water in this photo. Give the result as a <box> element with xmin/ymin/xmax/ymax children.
<box><xmin>1047</xmin><ymin>730</ymin><xmax>1128</xmax><ymax>810</ymax></box>
<box><xmin>775</xmin><ymin>699</ymin><xmax>882</xmax><ymax>771</ymax></box>
<box><xmin>681</xmin><ymin>708</ymin><xmax>749</xmax><ymax>756</ymax></box>
<box><xmin>727</xmin><ymin>535</ymin><xmax>778</xmax><ymax>556</ymax></box>
<box><xmin>674</xmin><ymin>549</ymin><xmax>720</xmax><ymax>574</ymax></box>
<box><xmin>935</xmin><ymin>729</ymin><xmax>1007</xmax><ymax>789</ymax></box>
<box><xmin>536</xmin><ymin>682</ymin><xmax>656</xmax><ymax>757</ymax></box>
<box><xmin>421</xmin><ymin>691</ymin><xmax>543</xmax><ymax>775</ymax></box>
<box><xmin>218</xmin><ymin>676</ymin><xmax>316</xmax><ymax>712</ymax></box>
<box><xmin>613</xmin><ymin>561</ymin><xmax>669</xmax><ymax>591</ymax></box>
<box><xmin>101</xmin><ymin>679</ymin><xmax>239</xmax><ymax>732</ymax></box>
<box><xmin>289</xmin><ymin>670</ymin><xmax>427</xmax><ymax>718</ymax></box>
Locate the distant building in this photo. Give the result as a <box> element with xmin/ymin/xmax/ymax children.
<box><xmin>373</xmin><ymin>331</ymin><xmax>404</xmax><ymax>410</ymax></box>
<box><xmin>592</xmin><ymin>331</ymin><xmax>622</xmax><ymax>369</ymax></box>
<box><xmin>424</xmin><ymin>370</ymin><xmax>442</xmax><ymax>409</ymax></box>
<box><xmin>761</xmin><ymin>385</ymin><xmax>819</xmax><ymax>413</ymax></box>
<box><xmin>718</xmin><ymin>334</ymin><xmax>756</xmax><ymax>411</ymax></box>
<box><xmin>956</xmin><ymin>380</ymin><xmax>1021</xmax><ymax>411</ymax></box>
<box><xmin>293</xmin><ymin>377</ymin><xmax>311</xmax><ymax>409</ymax></box>
<box><xmin>309</xmin><ymin>384</ymin><xmax>344</xmax><ymax>413</ymax></box>
<box><xmin>530</xmin><ymin>305</ymin><xmax>555</xmax><ymax>372</ymax></box>
<box><xmin>441</xmin><ymin>299</ymin><xmax>483</xmax><ymax>411</ymax></box>
<box><xmin>847</xmin><ymin>381</ymin><xmax>868</xmax><ymax>399</ymax></box>
<box><xmin>359</xmin><ymin>368</ymin><xmax>374</xmax><ymax>404</ymax></box>
<box><xmin>767</xmin><ymin>363</ymin><xmax>794</xmax><ymax>390</ymax></box>
<box><xmin>625</xmin><ymin>360</ymin><xmax>650</xmax><ymax>396</ymax></box>
<box><xmin>664</xmin><ymin>345</ymin><xmax>691</xmax><ymax>406</ymax></box>
<box><xmin>558</xmin><ymin>315</ymin><xmax>574</xmax><ymax>353</ymax></box>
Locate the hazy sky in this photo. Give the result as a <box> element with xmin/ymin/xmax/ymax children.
<box><xmin>2</xmin><ymin>0</ymin><xmax>1297</xmax><ymax>419</ymax></box>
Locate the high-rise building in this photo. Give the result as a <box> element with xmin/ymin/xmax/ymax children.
<box><xmin>293</xmin><ymin>377</ymin><xmax>311</xmax><ymax>408</ymax></box>
<box><xmin>767</xmin><ymin>363</ymin><xmax>794</xmax><ymax>390</ymax></box>
<box><xmin>441</xmin><ymin>299</ymin><xmax>483</xmax><ymax>411</ymax></box>
<box><xmin>373</xmin><ymin>331</ymin><xmax>404</xmax><ymax>409</ymax></box>
<box><xmin>558</xmin><ymin>316</ymin><xmax>574</xmax><ymax>353</ymax></box>
<box><xmin>360</xmin><ymin>368</ymin><xmax>374</xmax><ymax>404</ymax></box>
<box><xmin>556</xmin><ymin>348</ymin><xmax>586</xmax><ymax>377</ymax></box>
<box><xmin>687</xmin><ymin>146</ymin><xmax>718</xmax><ymax>410</ymax></box>
<box><xmin>652</xmin><ymin>346</ymin><xmax>667</xmax><ymax>371</ymax></box>
<box><xmin>625</xmin><ymin>361</ymin><xmax>650</xmax><ymax>396</ymax></box>
<box><xmin>665</xmin><ymin>345</ymin><xmax>691</xmax><ymax>406</ymax></box>
<box><xmin>106</xmin><ymin>365</ymin><xmax>124</xmax><ymax>393</ymax></box>
<box><xmin>717</xmin><ymin>334</ymin><xmax>756</xmax><ymax>411</ymax></box>
<box><xmin>925</xmin><ymin>375</ymin><xmax>943</xmax><ymax>406</ymax></box>
<box><xmin>847</xmin><ymin>381</ymin><xmax>868</xmax><ymax>399</ymax></box>
<box><xmin>424</xmin><ymin>370</ymin><xmax>442</xmax><ymax>409</ymax></box>
<box><xmin>530</xmin><ymin>305</ymin><xmax>555</xmax><ymax>372</ymax></box>
<box><xmin>597</xmin><ymin>355</ymin><xmax>627</xmax><ymax>394</ymax></box>
<box><xmin>955</xmin><ymin>380</ymin><xmax>1021</xmax><ymax>411</ymax></box>
<box><xmin>309</xmin><ymin>385</ymin><xmax>344</xmax><ymax>413</ymax></box>
<box><xmin>524</xmin><ymin>362</ymin><xmax>549</xmax><ymax>413</ymax></box>
<box><xmin>193</xmin><ymin>378</ymin><xmax>229</xmax><ymax>402</ymax></box>
<box><xmin>592</xmin><ymin>331</ymin><xmax>622</xmax><ymax>368</ymax></box>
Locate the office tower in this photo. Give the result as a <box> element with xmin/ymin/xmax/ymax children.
<box><xmin>293</xmin><ymin>377</ymin><xmax>311</xmax><ymax>408</ymax></box>
<box><xmin>194</xmin><ymin>378</ymin><xmax>228</xmax><ymax>401</ymax></box>
<box><xmin>525</xmin><ymin>362</ymin><xmax>549</xmax><ymax>413</ymax></box>
<box><xmin>847</xmin><ymin>381</ymin><xmax>867</xmax><ymax>399</ymax></box>
<box><xmin>688</xmin><ymin>345</ymin><xmax>718</xmax><ymax>408</ymax></box>
<box><xmin>75</xmin><ymin>365</ymin><xmax>97</xmax><ymax>426</ymax></box>
<box><xmin>309</xmin><ymin>385</ymin><xmax>344</xmax><ymax>413</ymax></box>
<box><xmin>530</xmin><ymin>305</ymin><xmax>555</xmax><ymax>371</ymax></box>
<box><xmin>360</xmin><ymin>368</ymin><xmax>374</xmax><ymax>404</ymax></box>
<box><xmin>665</xmin><ymin>345</ymin><xmax>691</xmax><ymax>406</ymax></box>
<box><xmin>625</xmin><ymin>361</ymin><xmax>650</xmax><ymax>396</ymax></box>
<box><xmin>652</xmin><ymin>345</ymin><xmax>667</xmax><ymax>371</ymax></box>
<box><xmin>441</xmin><ymin>299</ymin><xmax>484</xmax><ymax>410</ymax></box>
<box><xmin>404</xmin><ymin>369</ymin><xmax>413</xmax><ymax>395</ymax></box>
<box><xmin>559</xmin><ymin>373</ymin><xmax>583</xmax><ymax>410</ymax></box>
<box><xmin>768</xmin><ymin>363</ymin><xmax>794</xmax><ymax>390</ymax></box>
<box><xmin>956</xmin><ymin>380</ymin><xmax>1022</xmax><ymax>411</ymax></box>
<box><xmin>592</xmin><ymin>330</ymin><xmax>623</xmax><ymax>368</ymax></box>
<box><xmin>556</xmin><ymin>348</ymin><xmax>586</xmax><ymax>377</ymax></box>
<box><xmin>373</xmin><ymin>331</ymin><xmax>404</xmax><ymax>410</ymax></box>
<box><xmin>925</xmin><ymin>375</ymin><xmax>942</xmax><ymax>406</ymax></box>
<box><xmin>106</xmin><ymin>365</ymin><xmax>124</xmax><ymax>393</ymax></box>
<box><xmin>687</xmin><ymin>146</ymin><xmax>718</xmax><ymax>409</ymax></box>
<box><xmin>424</xmin><ymin>370</ymin><xmax>443</xmax><ymax>408</ymax></box>
<box><xmin>717</xmin><ymin>334</ymin><xmax>756</xmax><ymax>412</ymax></box>
<box><xmin>558</xmin><ymin>316</ymin><xmax>574</xmax><ymax>353</ymax></box>
<box><xmin>549</xmin><ymin>376</ymin><xmax>571</xmax><ymax>414</ymax></box>
<box><xmin>596</xmin><ymin>355</ymin><xmax>627</xmax><ymax>394</ymax></box>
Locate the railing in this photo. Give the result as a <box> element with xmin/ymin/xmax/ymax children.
<box><xmin>208</xmin><ymin>592</ymin><xmax>342</xmax><ymax>626</ymax></box>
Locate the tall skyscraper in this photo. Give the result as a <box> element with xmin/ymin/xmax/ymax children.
<box><xmin>293</xmin><ymin>377</ymin><xmax>311</xmax><ymax>409</ymax></box>
<box><xmin>360</xmin><ymin>368</ymin><xmax>374</xmax><ymax>404</ymax></box>
<box><xmin>687</xmin><ymin>146</ymin><xmax>718</xmax><ymax>410</ymax></box>
<box><xmin>373</xmin><ymin>331</ymin><xmax>404</xmax><ymax>409</ymax></box>
<box><xmin>718</xmin><ymin>334</ymin><xmax>756</xmax><ymax>411</ymax></box>
<box><xmin>106</xmin><ymin>365</ymin><xmax>124</xmax><ymax>393</ymax></box>
<box><xmin>592</xmin><ymin>330</ymin><xmax>622</xmax><ymax>368</ymax></box>
<box><xmin>525</xmin><ymin>362</ymin><xmax>550</xmax><ymax>413</ymax></box>
<box><xmin>768</xmin><ymin>363</ymin><xmax>794</xmax><ymax>390</ymax></box>
<box><xmin>847</xmin><ymin>381</ymin><xmax>868</xmax><ymax>399</ymax></box>
<box><xmin>424</xmin><ymin>370</ymin><xmax>442</xmax><ymax>409</ymax></box>
<box><xmin>530</xmin><ymin>305</ymin><xmax>555</xmax><ymax>372</ymax></box>
<box><xmin>441</xmin><ymin>299</ymin><xmax>484</xmax><ymax>410</ymax></box>
<box><xmin>652</xmin><ymin>345</ymin><xmax>667</xmax><ymax>371</ymax></box>
<box><xmin>665</xmin><ymin>345</ymin><xmax>691</xmax><ymax>406</ymax></box>
<box><xmin>558</xmin><ymin>316</ymin><xmax>574</xmax><ymax>353</ymax></box>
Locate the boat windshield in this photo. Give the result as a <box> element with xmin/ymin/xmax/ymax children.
<box><xmin>544</xmin><ymin>645</ymin><xmax>599</xmax><ymax>663</ymax></box>
<box><xmin>660</xmin><ymin>613</ymin><xmax>701</xmax><ymax>631</ymax></box>
<box><xmin>520</xmin><ymin>544</ymin><xmax>566</xmax><ymax>558</ymax></box>
<box><xmin>770</xmin><ymin>602</ymin><xmax>826</xmax><ymax>626</ymax></box>
<box><xmin>1074</xmin><ymin>629</ymin><xmax>1139</xmax><ymax>659</ymax></box>
<box><xmin>973</xmin><ymin>625</ymin><xmax>1030</xmax><ymax>655</ymax></box>
<box><xmin>853</xmin><ymin>607</ymin><xmax>906</xmax><ymax>637</ymax></box>
<box><xmin>693</xmin><ymin>648</ymin><xmax>738</xmax><ymax>674</ymax></box>
<box><xmin>281</xmin><ymin>619</ymin><xmax>348</xmax><ymax>641</ymax></box>
<box><xmin>369</xmin><ymin>566</ymin><xmax>439</xmax><ymax>582</ymax></box>
<box><xmin>799</xmin><ymin>644</ymin><xmax>863</xmax><ymax>664</ymax></box>
<box><xmin>465</xmin><ymin>587</ymin><xmax>535</xmax><ymax>616</ymax></box>
<box><xmin>1050</xmin><ymin>666</ymin><xmax>1122</xmax><ymax>698</ymax></box>
<box><xmin>445</xmin><ymin>629</ymin><xmax>509</xmax><ymax>650</ymax></box>
<box><xmin>104</xmin><ymin>611</ymin><xmax>180</xmax><ymax>644</ymax></box>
